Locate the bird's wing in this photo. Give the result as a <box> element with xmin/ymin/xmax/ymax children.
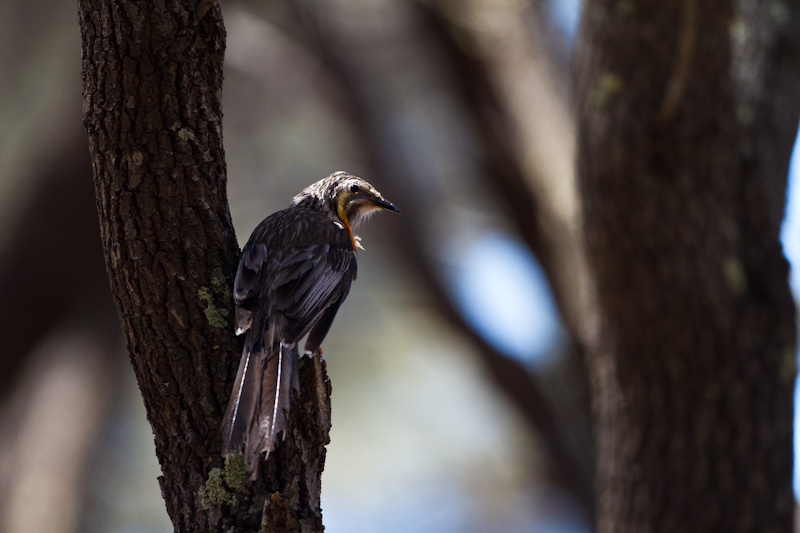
<box><xmin>233</xmin><ymin>240</ymin><xmax>269</xmax><ymax>336</ymax></box>
<box><xmin>239</xmin><ymin>208</ymin><xmax>356</xmax><ymax>335</ymax></box>
<box><xmin>223</xmin><ymin>208</ymin><xmax>355</xmax><ymax>468</ymax></box>
<box><xmin>264</xmin><ymin>211</ymin><xmax>357</xmax><ymax>343</ymax></box>
<box><xmin>304</xmin><ymin>290</ymin><xmax>350</xmax><ymax>355</ymax></box>
<box><xmin>273</xmin><ymin>242</ymin><xmax>353</xmax><ymax>317</ymax></box>
<box><xmin>230</xmin><ymin>210</ymin><xmax>353</xmax><ymax>355</ymax></box>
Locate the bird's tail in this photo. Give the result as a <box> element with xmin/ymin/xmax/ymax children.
<box><xmin>221</xmin><ymin>322</ymin><xmax>300</xmax><ymax>474</ymax></box>
<box><xmin>221</xmin><ymin>342</ymin><xmax>261</xmax><ymax>457</ymax></box>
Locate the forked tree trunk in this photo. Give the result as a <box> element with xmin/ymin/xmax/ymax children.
<box><xmin>575</xmin><ymin>2</ymin><xmax>800</xmax><ymax>531</ymax></box>
<box><xmin>78</xmin><ymin>2</ymin><xmax>330</xmax><ymax>531</ymax></box>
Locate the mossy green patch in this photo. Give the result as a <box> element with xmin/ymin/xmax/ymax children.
<box><xmin>721</xmin><ymin>256</ymin><xmax>747</xmax><ymax>296</ymax></box>
<box><xmin>590</xmin><ymin>72</ymin><xmax>624</xmax><ymax>110</ymax></box>
<box><xmin>198</xmin><ymin>286</ymin><xmax>213</xmax><ymax>304</ymax></box>
<box><xmin>616</xmin><ymin>0</ymin><xmax>635</xmax><ymax>15</ymax></box>
<box><xmin>178</xmin><ymin>127</ymin><xmax>197</xmax><ymax>142</ymax></box>
<box><xmin>210</xmin><ymin>270</ymin><xmax>232</xmax><ymax>300</ymax></box>
<box><xmin>199</xmin><ymin>467</ymin><xmax>237</xmax><ymax>510</ymax></box>
<box><xmin>223</xmin><ymin>454</ymin><xmax>250</xmax><ymax>490</ymax></box>
<box><xmin>781</xmin><ymin>346</ymin><xmax>797</xmax><ymax>385</ymax></box>
<box><xmin>198</xmin><ymin>456</ymin><xmax>251</xmax><ymax>510</ymax></box>
<box><xmin>198</xmin><ymin>285</ymin><xmax>229</xmax><ymax>328</ymax></box>
<box><xmin>262</xmin><ymin>492</ymin><xmax>299</xmax><ymax>532</ymax></box>
<box><xmin>203</xmin><ymin>306</ymin><xmax>229</xmax><ymax>328</ymax></box>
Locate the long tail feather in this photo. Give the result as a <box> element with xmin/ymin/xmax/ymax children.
<box><xmin>221</xmin><ymin>345</ymin><xmax>264</xmax><ymax>456</ymax></box>
<box><xmin>266</xmin><ymin>342</ymin><xmax>285</xmax><ymax>451</ymax></box>
<box><xmin>222</xmin><ymin>315</ymin><xmax>274</xmax><ymax>461</ymax></box>
<box><xmin>222</xmin><ymin>315</ymin><xmax>300</xmax><ymax>475</ymax></box>
<box><xmin>244</xmin><ymin>342</ymin><xmax>298</xmax><ymax>468</ymax></box>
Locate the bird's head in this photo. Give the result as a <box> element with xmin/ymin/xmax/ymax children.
<box><xmin>292</xmin><ymin>171</ymin><xmax>399</xmax><ymax>250</ymax></box>
<box><xmin>330</xmin><ymin>173</ymin><xmax>399</xmax><ymax>229</ymax></box>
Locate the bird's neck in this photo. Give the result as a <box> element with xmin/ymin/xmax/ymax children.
<box><xmin>336</xmin><ymin>198</ymin><xmax>358</xmax><ymax>252</ymax></box>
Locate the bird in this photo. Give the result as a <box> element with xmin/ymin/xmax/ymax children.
<box><xmin>221</xmin><ymin>171</ymin><xmax>399</xmax><ymax>471</ymax></box>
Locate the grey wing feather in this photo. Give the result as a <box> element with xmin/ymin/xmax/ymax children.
<box><xmin>233</xmin><ymin>242</ymin><xmax>269</xmax><ymax>335</ymax></box>
<box><xmin>274</xmin><ymin>243</ymin><xmax>355</xmax><ymax>341</ymax></box>
<box><xmin>222</xmin><ymin>207</ymin><xmax>356</xmax><ymax>472</ymax></box>
<box><xmin>304</xmin><ymin>291</ymin><xmax>349</xmax><ymax>355</ymax></box>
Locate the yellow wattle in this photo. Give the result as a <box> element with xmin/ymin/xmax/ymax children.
<box><xmin>337</xmin><ymin>196</ymin><xmax>357</xmax><ymax>252</ymax></box>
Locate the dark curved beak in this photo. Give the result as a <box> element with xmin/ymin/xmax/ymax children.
<box><xmin>372</xmin><ymin>198</ymin><xmax>400</xmax><ymax>213</ymax></box>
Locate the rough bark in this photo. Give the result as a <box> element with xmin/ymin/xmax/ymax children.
<box><xmin>575</xmin><ymin>2</ymin><xmax>800</xmax><ymax>531</ymax></box>
<box><xmin>78</xmin><ymin>1</ymin><xmax>330</xmax><ymax>531</ymax></box>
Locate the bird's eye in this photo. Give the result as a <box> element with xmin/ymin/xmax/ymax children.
<box><xmin>350</xmin><ymin>184</ymin><xmax>360</xmax><ymax>193</ymax></box>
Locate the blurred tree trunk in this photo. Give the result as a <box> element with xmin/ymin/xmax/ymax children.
<box><xmin>78</xmin><ymin>1</ymin><xmax>330</xmax><ymax>531</ymax></box>
<box><xmin>576</xmin><ymin>2</ymin><xmax>800</xmax><ymax>532</ymax></box>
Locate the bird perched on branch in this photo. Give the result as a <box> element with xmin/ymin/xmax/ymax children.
<box><xmin>222</xmin><ymin>171</ymin><xmax>398</xmax><ymax>470</ymax></box>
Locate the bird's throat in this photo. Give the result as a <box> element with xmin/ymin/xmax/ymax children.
<box><xmin>336</xmin><ymin>202</ymin><xmax>357</xmax><ymax>252</ymax></box>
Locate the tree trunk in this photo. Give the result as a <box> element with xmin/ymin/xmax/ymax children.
<box><xmin>78</xmin><ymin>2</ymin><xmax>330</xmax><ymax>531</ymax></box>
<box><xmin>575</xmin><ymin>2</ymin><xmax>800</xmax><ymax>531</ymax></box>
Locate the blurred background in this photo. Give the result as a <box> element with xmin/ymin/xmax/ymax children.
<box><xmin>0</xmin><ymin>1</ymin><xmax>798</xmax><ymax>532</ymax></box>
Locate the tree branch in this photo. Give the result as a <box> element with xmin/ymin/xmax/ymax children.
<box><xmin>78</xmin><ymin>1</ymin><xmax>331</xmax><ymax>530</ymax></box>
<box><xmin>575</xmin><ymin>2</ymin><xmax>799</xmax><ymax>530</ymax></box>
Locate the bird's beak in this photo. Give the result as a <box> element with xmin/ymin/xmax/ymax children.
<box><xmin>371</xmin><ymin>198</ymin><xmax>400</xmax><ymax>213</ymax></box>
